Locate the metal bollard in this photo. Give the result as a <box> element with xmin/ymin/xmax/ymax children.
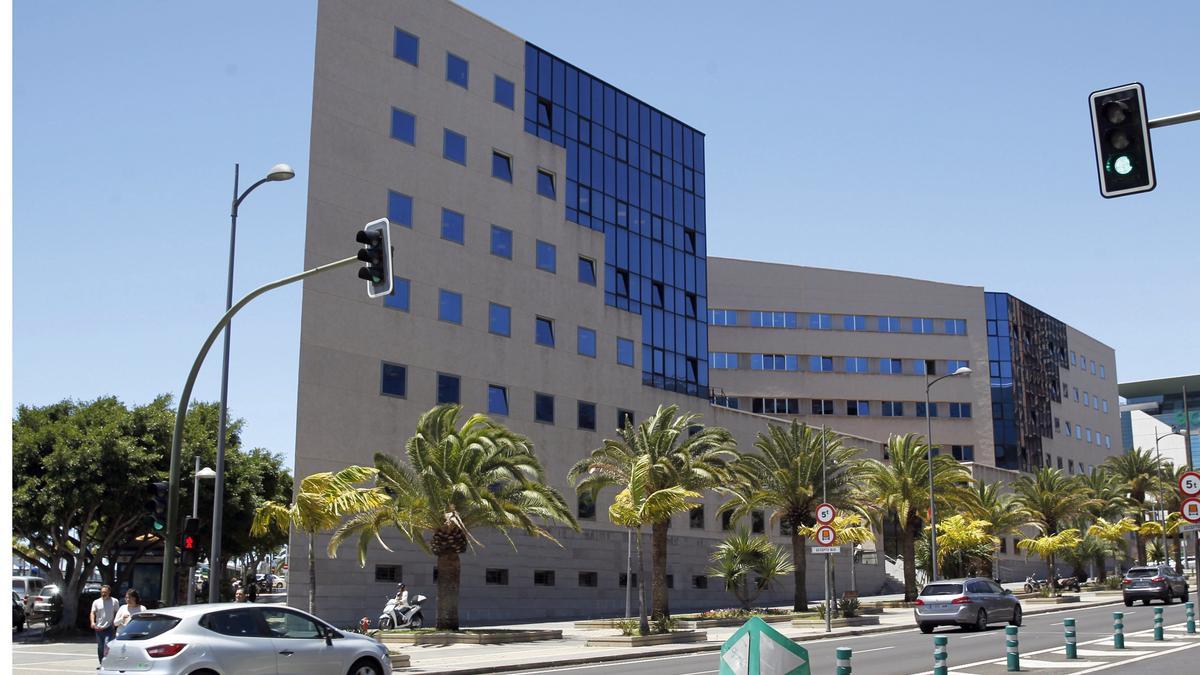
<box><xmin>1188</xmin><ymin>602</ymin><xmax>1196</xmax><ymax>635</ymax></box>
<box><xmin>1154</xmin><ymin>607</ymin><xmax>1164</xmax><ymax>641</ymax></box>
<box><xmin>1064</xmin><ymin>617</ymin><xmax>1078</xmax><ymax>659</ymax></box>
<box><xmin>1113</xmin><ymin>611</ymin><xmax>1125</xmax><ymax>649</ymax></box>
<box><xmin>1006</xmin><ymin>625</ymin><xmax>1019</xmax><ymax>672</ymax></box>
<box><xmin>933</xmin><ymin>635</ymin><xmax>948</xmax><ymax>675</ymax></box>
<box><xmin>836</xmin><ymin>646</ymin><xmax>852</xmax><ymax>674</ymax></box>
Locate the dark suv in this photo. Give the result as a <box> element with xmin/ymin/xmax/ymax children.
<box><xmin>1122</xmin><ymin>565</ymin><xmax>1189</xmax><ymax>606</ymax></box>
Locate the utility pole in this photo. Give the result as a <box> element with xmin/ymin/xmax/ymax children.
<box><xmin>823</xmin><ymin>425</ymin><xmax>831</xmax><ymax>634</ymax></box>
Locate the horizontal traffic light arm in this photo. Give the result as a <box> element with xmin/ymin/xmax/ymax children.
<box><xmin>1148</xmin><ymin>109</ymin><xmax>1200</xmax><ymax>129</ymax></box>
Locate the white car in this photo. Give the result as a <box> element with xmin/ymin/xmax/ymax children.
<box><xmin>101</xmin><ymin>603</ymin><xmax>392</xmax><ymax>675</ymax></box>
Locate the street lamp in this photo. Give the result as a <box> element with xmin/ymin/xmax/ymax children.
<box><xmin>1154</xmin><ymin>427</ymin><xmax>1185</xmax><ymax>563</ymax></box>
<box><xmin>187</xmin><ymin>459</ymin><xmax>216</xmax><ymax>605</ymax></box>
<box><xmin>925</xmin><ymin>365</ymin><xmax>972</xmax><ymax>582</ymax></box>
<box><xmin>209</xmin><ymin>162</ymin><xmax>295</xmax><ymax>603</ymax></box>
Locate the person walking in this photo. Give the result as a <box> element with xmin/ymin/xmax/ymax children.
<box><xmin>234</xmin><ymin>588</ymin><xmax>248</xmax><ymax>603</ymax></box>
<box><xmin>89</xmin><ymin>585</ymin><xmax>120</xmax><ymax>665</ymax></box>
<box><xmin>113</xmin><ymin>590</ymin><xmax>145</xmax><ymax>634</ymax></box>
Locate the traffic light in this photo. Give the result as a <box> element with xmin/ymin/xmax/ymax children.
<box><xmin>356</xmin><ymin>218</ymin><xmax>393</xmax><ymax>298</ymax></box>
<box><xmin>180</xmin><ymin>517</ymin><xmax>200</xmax><ymax>568</ymax></box>
<box><xmin>145</xmin><ymin>481</ymin><xmax>169</xmax><ymax>533</ymax></box>
<box><xmin>1089</xmin><ymin>83</ymin><xmax>1155</xmax><ymax>198</ymax></box>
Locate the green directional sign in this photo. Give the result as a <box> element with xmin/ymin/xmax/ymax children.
<box><xmin>719</xmin><ymin>616</ymin><xmax>810</xmax><ymax>675</ymax></box>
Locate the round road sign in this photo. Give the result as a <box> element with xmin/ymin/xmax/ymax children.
<box><xmin>1181</xmin><ymin>497</ymin><xmax>1200</xmax><ymax>524</ymax></box>
<box><xmin>815</xmin><ymin>503</ymin><xmax>837</xmax><ymax>525</ymax></box>
<box><xmin>1179</xmin><ymin>471</ymin><xmax>1200</xmax><ymax>497</ymax></box>
<box><xmin>815</xmin><ymin>525</ymin><xmax>836</xmax><ymax>546</ymax></box>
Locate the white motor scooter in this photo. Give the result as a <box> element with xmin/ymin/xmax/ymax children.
<box><xmin>378</xmin><ymin>594</ymin><xmax>426</xmax><ymax>629</ymax></box>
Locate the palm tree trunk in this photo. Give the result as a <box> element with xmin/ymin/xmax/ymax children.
<box><xmin>436</xmin><ymin>551</ymin><xmax>461</xmax><ymax>631</ymax></box>
<box><xmin>307</xmin><ymin>534</ymin><xmax>317</xmax><ymax>614</ymax></box>
<box><xmin>651</xmin><ymin>519</ymin><xmax>669</xmax><ymax>619</ymax></box>
<box><xmin>1094</xmin><ymin>553</ymin><xmax>1107</xmax><ymax>582</ymax></box>
<box><xmin>1047</xmin><ymin>555</ymin><xmax>1057</xmax><ymax>591</ymax></box>
<box><xmin>791</xmin><ymin>532</ymin><xmax>808</xmax><ymax>611</ymax></box>
<box><xmin>1174</xmin><ymin>533</ymin><xmax>1184</xmax><ymax>574</ymax></box>
<box><xmin>635</xmin><ymin>527</ymin><xmax>649</xmax><ymax>636</ymax></box>
<box><xmin>901</xmin><ymin>520</ymin><xmax>918</xmax><ymax>601</ymax></box>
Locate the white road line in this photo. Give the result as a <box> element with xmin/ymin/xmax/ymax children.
<box><xmin>854</xmin><ymin>646</ymin><xmax>896</xmax><ymax>654</ymax></box>
<box><xmin>1071</xmin><ymin>639</ymin><xmax>1200</xmax><ymax>673</ymax></box>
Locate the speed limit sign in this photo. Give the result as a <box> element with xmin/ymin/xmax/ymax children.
<box><xmin>1179</xmin><ymin>471</ymin><xmax>1200</xmax><ymax>497</ymax></box>
<box><xmin>815</xmin><ymin>525</ymin><xmax>836</xmax><ymax>546</ymax></box>
<box><xmin>815</xmin><ymin>503</ymin><xmax>837</xmax><ymax>525</ymax></box>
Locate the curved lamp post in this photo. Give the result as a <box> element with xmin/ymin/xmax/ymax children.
<box><xmin>1154</xmin><ymin>427</ymin><xmax>1185</xmax><ymax>562</ymax></box>
<box><xmin>926</xmin><ymin>366</ymin><xmax>972</xmax><ymax>582</ymax></box>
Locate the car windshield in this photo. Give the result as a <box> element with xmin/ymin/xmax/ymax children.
<box><xmin>116</xmin><ymin>614</ymin><xmax>180</xmax><ymax>641</ymax></box>
<box><xmin>921</xmin><ymin>583</ymin><xmax>963</xmax><ymax>596</ymax></box>
<box><xmin>1126</xmin><ymin>568</ymin><xmax>1159</xmax><ymax>578</ymax></box>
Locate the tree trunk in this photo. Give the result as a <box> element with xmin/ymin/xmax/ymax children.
<box><xmin>1047</xmin><ymin>555</ymin><xmax>1057</xmax><ymax>591</ymax></box>
<box><xmin>1174</xmin><ymin>533</ymin><xmax>1184</xmax><ymax>574</ymax></box>
<box><xmin>901</xmin><ymin>521</ymin><xmax>917</xmax><ymax>601</ymax></box>
<box><xmin>650</xmin><ymin>519</ymin><xmax>669</xmax><ymax>619</ymax></box>
<box><xmin>791</xmin><ymin>532</ymin><xmax>808</xmax><ymax>611</ymax></box>
<box><xmin>635</xmin><ymin>527</ymin><xmax>649</xmax><ymax>636</ymax></box>
<box><xmin>1094</xmin><ymin>553</ymin><xmax>1107</xmax><ymax>582</ymax></box>
<box><xmin>435</xmin><ymin>551</ymin><xmax>461</xmax><ymax>631</ymax></box>
<box><xmin>307</xmin><ymin>534</ymin><xmax>317</xmax><ymax>615</ymax></box>
<box><xmin>849</xmin><ymin>548</ymin><xmax>857</xmax><ymax>593</ymax></box>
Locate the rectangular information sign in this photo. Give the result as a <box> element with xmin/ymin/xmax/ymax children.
<box><xmin>810</xmin><ymin>546</ymin><xmax>842</xmax><ymax>554</ymax></box>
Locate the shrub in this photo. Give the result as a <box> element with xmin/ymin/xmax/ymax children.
<box><xmin>615</xmin><ymin>618</ymin><xmax>639</xmax><ymax>636</ymax></box>
<box><xmin>839</xmin><ymin>597</ymin><xmax>861</xmax><ymax>618</ymax></box>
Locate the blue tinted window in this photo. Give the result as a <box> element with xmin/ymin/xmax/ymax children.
<box><xmin>535</xmin><ymin>393</ymin><xmax>554</xmax><ymax>423</ymax></box>
<box><xmin>709</xmin><ymin>309</ymin><xmax>738</xmax><ymax>326</ymax></box>
<box><xmin>393</xmin><ymin>28</ymin><xmax>419</xmax><ymax>65</ymax></box>
<box><xmin>535</xmin><ymin>316</ymin><xmax>555</xmax><ymax>347</ymax></box>
<box><xmin>494</xmin><ymin>75</ymin><xmax>515</xmax><ymax>109</ymax></box>
<box><xmin>384</xmin><ymin>277</ymin><xmax>410</xmax><ymax>312</ymax></box>
<box><xmin>488</xmin><ymin>384</ymin><xmax>509</xmax><ymax>416</ymax></box>
<box><xmin>881</xmin><ymin>358</ymin><xmax>902</xmax><ymax>374</ymax></box>
<box><xmin>437</xmin><ymin>373</ymin><xmax>460</xmax><ymax>405</ymax></box>
<box><xmin>809</xmin><ymin>314</ymin><xmax>831</xmax><ymax>330</ymax></box>
<box><xmin>537</xmin><ymin>170</ymin><xmax>556</xmax><ymax>199</ymax></box>
<box><xmin>617</xmin><ymin>338</ymin><xmax>635</xmax><ymax>366</ymax></box>
<box><xmin>380</xmin><ymin>362</ymin><xmax>406</xmax><ymax>397</ymax></box>
<box><xmin>578</xmin><ymin>257</ymin><xmax>596</xmax><ymax>285</ymax></box>
<box><xmin>843</xmin><ymin>315</ymin><xmax>866</xmax><ymax>331</ymax></box>
<box><xmin>577</xmin><ymin>401</ymin><xmax>596</xmax><ymax>430</ymax></box>
<box><xmin>490</xmin><ymin>225</ymin><xmax>512</xmax><ymax>259</ymax></box>
<box><xmin>488</xmin><ymin>303</ymin><xmax>510</xmax><ymax>336</ymax></box>
<box><xmin>917</xmin><ymin>402</ymin><xmax>939</xmax><ymax>418</ymax></box>
<box><xmin>882</xmin><ymin>401</ymin><xmax>904</xmax><ymax>417</ymax></box>
<box><xmin>391</xmin><ymin>108</ymin><xmax>415</xmax><ymax>144</ymax></box>
<box><xmin>809</xmin><ymin>356</ymin><xmax>833</xmax><ymax>372</ymax></box>
<box><xmin>912</xmin><ymin>318</ymin><xmax>935</xmax><ymax>334</ymax></box>
<box><xmin>536</xmin><ymin>240</ymin><xmax>556</xmax><ymax>273</ymax></box>
<box><xmin>387</xmin><ymin>190</ymin><xmax>413</xmax><ymax>228</ymax></box>
<box><xmin>438</xmin><ymin>289</ymin><xmax>462</xmax><ymax>324</ymax></box>
<box><xmin>944</xmin><ymin>319</ymin><xmax>967</xmax><ymax>335</ymax></box>
<box><xmin>492</xmin><ymin>152</ymin><xmax>513</xmax><ymax>182</ymax></box>
<box><xmin>949</xmin><ymin>403</ymin><xmax>972</xmax><ymax>418</ymax></box>
<box><xmin>878</xmin><ymin>316</ymin><xmax>902</xmax><ymax>332</ymax></box>
<box><xmin>845</xmin><ymin>357</ymin><xmax>869</xmax><ymax>373</ymax></box>
<box><xmin>441</xmin><ymin>208</ymin><xmax>464</xmax><ymax>244</ymax></box>
<box><xmin>446</xmin><ymin>52</ymin><xmax>469</xmax><ymax>88</ymax></box>
<box><xmin>443</xmin><ymin>129</ymin><xmax>466</xmax><ymax>164</ymax></box>
<box><xmin>846</xmin><ymin>400</ymin><xmax>869</xmax><ymax>416</ymax></box>
<box><xmin>710</xmin><ymin>352</ymin><xmax>737</xmax><ymax>369</ymax></box>
<box><xmin>577</xmin><ymin>326</ymin><xmax>596</xmax><ymax>357</ymax></box>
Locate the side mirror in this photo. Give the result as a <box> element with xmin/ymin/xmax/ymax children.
<box><xmin>1002</xmin><ymin>589</ymin><xmax>1012</xmax><ymax>595</ymax></box>
<box><xmin>324</xmin><ymin>627</ymin><xmax>338</xmax><ymax>645</ymax></box>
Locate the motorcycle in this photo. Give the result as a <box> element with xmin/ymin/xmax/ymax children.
<box><xmin>1056</xmin><ymin>575</ymin><xmax>1081</xmax><ymax>592</ymax></box>
<box><xmin>1023</xmin><ymin>575</ymin><xmax>1046</xmax><ymax>593</ymax></box>
<box><xmin>378</xmin><ymin>594</ymin><xmax>426</xmax><ymax>629</ymax></box>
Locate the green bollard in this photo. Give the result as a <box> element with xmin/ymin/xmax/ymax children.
<box><xmin>1154</xmin><ymin>607</ymin><xmax>1164</xmax><ymax>641</ymax></box>
<box><xmin>933</xmin><ymin>635</ymin><xmax>948</xmax><ymax>675</ymax></box>
<box><xmin>836</xmin><ymin>646</ymin><xmax>853</xmax><ymax>674</ymax></box>
<box><xmin>1113</xmin><ymin>611</ymin><xmax>1125</xmax><ymax>649</ymax></box>
<box><xmin>1188</xmin><ymin>602</ymin><xmax>1196</xmax><ymax>635</ymax></box>
<box><xmin>1006</xmin><ymin>625</ymin><xmax>1020</xmax><ymax>671</ymax></box>
<box><xmin>1064</xmin><ymin>617</ymin><xmax>1078</xmax><ymax>659</ymax></box>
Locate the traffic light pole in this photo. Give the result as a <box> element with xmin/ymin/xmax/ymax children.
<box><xmin>187</xmin><ymin>455</ymin><xmax>200</xmax><ymax>605</ymax></box>
<box><xmin>160</xmin><ymin>253</ymin><xmax>358</xmax><ymax>605</ymax></box>
<box><xmin>1148</xmin><ymin>110</ymin><xmax>1200</xmax><ymax>129</ymax></box>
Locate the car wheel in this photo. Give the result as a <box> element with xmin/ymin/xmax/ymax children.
<box><xmin>1125</xmin><ymin>599</ymin><xmax>1134</xmax><ymax>607</ymax></box>
<box><xmin>409</xmin><ymin>613</ymin><xmax>423</xmax><ymax>629</ymax></box>
<box><xmin>919</xmin><ymin>623</ymin><xmax>934</xmax><ymax>634</ymax></box>
<box><xmin>1024</xmin><ymin>584</ymin><xmax>1033</xmax><ymax>593</ymax></box>
<box><xmin>973</xmin><ymin>609</ymin><xmax>988</xmax><ymax>632</ymax></box>
<box><xmin>1164</xmin><ymin>592</ymin><xmax>1173</xmax><ymax>604</ymax></box>
<box><xmin>378</xmin><ymin>616</ymin><xmax>393</xmax><ymax>630</ymax></box>
<box><xmin>348</xmin><ymin>658</ymin><xmax>383</xmax><ymax>675</ymax></box>
<box><xmin>1009</xmin><ymin>605</ymin><xmax>1022</xmax><ymax>627</ymax></box>
<box><xmin>1141</xmin><ymin>599</ymin><xmax>1150</xmax><ymax>605</ymax></box>
<box><xmin>1180</xmin><ymin>585</ymin><xmax>1189</xmax><ymax>600</ymax></box>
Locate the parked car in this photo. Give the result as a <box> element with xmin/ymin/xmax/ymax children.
<box><xmin>914</xmin><ymin>577</ymin><xmax>1022</xmax><ymax>633</ymax></box>
<box><xmin>32</xmin><ymin>584</ymin><xmax>60</xmax><ymax>618</ymax></box>
<box><xmin>1122</xmin><ymin>565</ymin><xmax>1189</xmax><ymax>606</ymax></box>
<box><xmin>12</xmin><ymin>576</ymin><xmax>46</xmax><ymax>616</ymax></box>
<box><xmin>13</xmin><ymin>591</ymin><xmax>26</xmax><ymax>632</ymax></box>
<box><xmin>100</xmin><ymin>603</ymin><xmax>393</xmax><ymax>675</ymax></box>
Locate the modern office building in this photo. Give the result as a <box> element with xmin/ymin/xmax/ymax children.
<box><xmin>1119</xmin><ymin>374</ymin><xmax>1199</xmax><ymax>468</ymax></box>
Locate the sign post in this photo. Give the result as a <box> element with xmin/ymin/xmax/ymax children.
<box><xmin>719</xmin><ymin>616</ymin><xmax>810</xmax><ymax>675</ymax></box>
<box><xmin>815</xmin><ymin>504</ymin><xmax>837</xmax><ymax>633</ymax></box>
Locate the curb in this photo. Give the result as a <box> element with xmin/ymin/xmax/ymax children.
<box><xmin>409</xmin><ymin>598</ymin><xmax>1127</xmax><ymax>675</ymax></box>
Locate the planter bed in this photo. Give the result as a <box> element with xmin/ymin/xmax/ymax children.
<box><xmin>867</xmin><ymin>600</ymin><xmax>916</xmax><ymax>609</ymax></box>
<box><xmin>586</xmin><ymin>630</ymin><xmax>708</xmax><ymax>647</ymax></box>
<box><xmin>1025</xmin><ymin>594</ymin><xmax>1081</xmax><ymax>604</ymax></box>
<box><xmin>385</xmin><ymin>650</ymin><xmax>410</xmax><ymax>669</ymax></box>
<box><xmin>377</xmin><ymin>628</ymin><xmax>563</xmax><ymax>645</ymax></box>
<box><xmin>793</xmin><ymin>615</ymin><xmax>881</xmax><ymax>628</ymax></box>
<box><xmin>675</xmin><ymin>613</ymin><xmax>815</xmax><ymax>629</ymax></box>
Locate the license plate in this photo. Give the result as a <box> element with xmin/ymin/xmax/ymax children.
<box><xmin>1133</xmin><ymin>581</ymin><xmax>1147</xmax><ymax>587</ymax></box>
<box><xmin>926</xmin><ymin>603</ymin><xmax>948</xmax><ymax>611</ymax></box>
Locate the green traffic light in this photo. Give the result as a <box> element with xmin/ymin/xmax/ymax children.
<box><xmin>1106</xmin><ymin>155</ymin><xmax>1134</xmax><ymax>175</ymax></box>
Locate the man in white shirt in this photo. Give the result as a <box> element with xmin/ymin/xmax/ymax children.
<box><xmin>90</xmin><ymin>585</ymin><xmax>120</xmax><ymax>665</ymax></box>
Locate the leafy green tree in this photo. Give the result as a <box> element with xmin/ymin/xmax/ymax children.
<box><xmin>1017</xmin><ymin>529</ymin><xmax>1082</xmax><ymax>589</ymax></box>
<box><xmin>569</xmin><ymin>404</ymin><xmax>737</xmax><ymax>619</ymax></box>
<box><xmin>707</xmin><ymin>529</ymin><xmax>794</xmax><ymax>610</ymax></box>
<box><xmin>329</xmin><ymin>404</ymin><xmax>578</xmax><ymax>630</ymax></box>
<box><xmin>1088</xmin><ymin>517</ymin><xmax>1138</xmax><ymax>577</ymax></box>
<box><xmin>968</xmin><ymin>481</ymin><xmax>1030</xmax><ymax>580</ymax></box>
<box><xmin>1011</xmin><ymin>468</ymin><xmax>1094</xmax><ymax>588</ymax></box>
<box><xmin>1102</xmin><ymin>448</ymin><xmax>1164</xmax><ymax>564</ymax></box>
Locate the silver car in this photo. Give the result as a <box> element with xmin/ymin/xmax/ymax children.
<box><xmin>914</xmin><ymin>577</ymin><xmax>1022</xmax><ymax>633</ymax></box>
<box><xmin>100</xmin><ymin>603</ymin><xmax>393</xmax><ymax>675</ymax></box>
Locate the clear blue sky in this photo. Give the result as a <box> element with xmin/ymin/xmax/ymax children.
<box><xmin>14</xmin><ymin>1</ymin><xmax>1200</xmax><ymax>467</ymax></box>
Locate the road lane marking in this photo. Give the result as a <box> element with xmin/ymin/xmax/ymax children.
<box><xmin>854</xmin><ymin>646</ymin><xmax>895</xmax><ymax>653</ymax></box>
<box><xmin>1072</xmin><ymin>639</ymin><xmax>1200</xmax><ymax>673</ymax></box>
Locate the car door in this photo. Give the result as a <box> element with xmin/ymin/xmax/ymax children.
<box><xmin>968</xmin><ymin>581</ymin><xmax>995</xmax><ymax>618</ymax></box>
<box><xmin>986</xmin><ymin>579</ymin><xmax>1013</xmax><ymax>619</ymax></box>
<box><xmin>199</xmin><ymin>607</ymin><xmax>278</xmax><ymax>675</ymax></box>
<box><xmin>261</xmin><ymin>607</ymin><xmax>346</xmax><ymax>675</ymax></box>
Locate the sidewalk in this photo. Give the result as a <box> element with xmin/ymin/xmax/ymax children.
<box><xmin>394</xmin><ymin>588</ymin><xmax>1127</xmax><ymax>674</ymax></box>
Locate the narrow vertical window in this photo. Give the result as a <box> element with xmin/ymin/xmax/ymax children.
<box><xmin>491</xmin><ymin>151</ymin><xmax>513</xmax><ymax>182</ymax></box>
<box><xmin>493</xmin><ymin>75</ymin><xmax>515</xmax><ymax>109</ymax></box>
<box><xmin>440</xmin><ymin>208</ymin><xmax>465</xmax><ymax>244</ymax></box>
<box><xmin>536</xmin><ymin>240</ymin><xmax>556</xmax><ymax>273</ymax></box>
<box><xmin>443</xmin><ymin>128</ymin><xmax>466</xmax><ymax>164</ymax></box>
<box><xmin>393</xmin><ymin>28</ymin><xmax>419</xmax><ymax>65</ymax></box>
<box><xmin>487</xmin><ymin>384</ymin><xmax>508</xmax><ymax>416</ymax></box>
<box><xmin>537</xmin><ymin>169</ymin><xmax>556</xmax><ymax>199</ymax></box>
<box><xmin>384</xmin><ymin>277</ymin><xmax>410</xmax><ymax>312</ymax></box>
<box><xmin>391</xmin><ymin>108</ymin><xmax>415</xmax><ymax>144</ymax></box>
<box><xmin>446</xmin><ymin>52</ymin><xmax>469</xmax><ymax>88</ymax></box>
<box><xmin>387</xmin><ymin>190</ymin><xmax>413</xmax><ymax>228</ymax></box>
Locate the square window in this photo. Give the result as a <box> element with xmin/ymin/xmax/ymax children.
<box><xmin>492</xmin><ymin>151</ymin><xmax>513</xmax><ymax>182</ymax></box>
<box><xmin>577</xmin><ymin>492</ymin><xmax>597</xmax><ymax>520</ymax></box>
<box><xmin>381</xmin><ymin>362</ymin><xmax>406</xmax><ymax>398</ymax></box>
<box><xmin>485</xmin><ymin>569</ymin><xmax>508</xmax><ymax>585</ymax></box>
<box><xmin>437</xmin><ymin>373</ymin><xmax>460</xmax><ymax>405</ymax></box>
<box><xmin>616</xmin><ymin>338</ymin><xmax>635</xmax><ymax>367</ymax></box>
<box><xmin>751</xmin><ymin>510</ymin><xmax>765</xmax><ymax>534</ymax></box>
<box><xmin>446</xmin><ymin>52</ymin><xmax>469</xmax><ymax>88</ymax></box>
<box><xmin>809</xmin><ymin>313</ymin><xmax>832</xmax><ymax>330</ymax></box>
<box><xmin>843</xmin><ymin>315</ymin><xmax>866</xmax><ymax>331</ymax></box>
<box><xmin>537</xmin><ymin>169</ymin><xmax>556</xmax><ymax>199</ymax></box>
<box><xmin>577</xmin><ymin>401</ymin><xmax>596</xmax><ymax>430</ymax></box>
<box><xmin>443</xmin><ymin>128</ymin><xmax>466</xmax><ymax>164</ymax></box>
<box><xmin>487</xmin><ymin>384</ymin><xmax>508</xmax><ymax>416</ymax></box>
<box><xmin>617</xmin><ymin>409</ymin><xmax>634</xmax><ymax>430</ymax></box>
<box><xmin>375</xmin><ymin>564</ymin><xmax>402</xmax><ymax>582</ymax></box>
<box><xmin>535</xmin><ymin>393</ymin><xmax>554</xmax><ymax>423</ymax></box>
<box><xmin>721</xmin><ymin>511</ymin><xmax>733</xmax><ymax>531</ymax></box>
<box><xmin>384</xmin><ymin>277</ymin><xmax>410</xmax><ymax>312</ymax></box>
<box><xmin>578</xmin><ymin>571</ymin><xmax>598</xmax><ymax>587</ymax></box>
<box><xmin>441</xmin><ymin>208</ymin><xmax>465</xmax><ymax>244</ymax></box>
<box><xmin>488</xmin><ymin>303</ymin><xmax>510</xmax><ymax>337</ymax></box>
<box><xmin>438</xmin><ymin>289</ymin><xmax>462</xmax><ymax>324</ymax></box>
<box><xmin>391</xmin><ymin>108</ymin><xmax>415</xmax><ymax>144</ymax></box>
<box><xmin>578</xmin><ymin>257</ymin><xmax>597</xmax><ymax>285</ymax></box>
<box><xmin>535</xmin><ymin>316</ymin><xmax>555</xmax><ymax>347</ymax></box>
<box><xmin>689</xmin><ymin>505</ymin><xmax>705</xmax><ymax>529</ymax></box>
<box><xmin>393</xmin><ymin>28</ymin><xmax>419</xmax><ymax>65</ymax></box>
<box><xmin>536</xmin><ymin>240</ymin><xmax>556</xmax><ymax>273</ymax></box>
<box><xmin>917</xmin><ymin>402</ymin><xmax>939</xmax><ymax>418</ymax></box>
<box><xmin>533</xmin><ymin>570</ymin><xmax>555</xmax><ymax>586</ymax></box>
<box><xmin>494</xmin><ymin>75</ymin><xmax>515</xmax><ymax>109</ymax></box>
<box><xmin>846</xmin><ymin>400</ymin><xmax>869</xmax><ymax>416</ymax></box>
<box><xmin>490</xmin><ymin>225</ymin><xmax>512</xmax><ymax>259</ymax></box>
<box><xmin>878</xmin><ymin>316</ymin><xmax>901</xmax><ymax>332</ymax></box>
<box><xmin>387</xmin><ymin>190</ymin><xmax>413</xmax><ymax>228</ymax></box>
<box><xmin>619</xmin><ymin>573</ymin><xmax>638</xmax><ymax>588</ymax></box>
<box><xmin>809</xmin><ymin>356</ymin><xmax>833</xmax><ymax>372</ymax></box>
<box><xmin>811</xmin><ymin>399</ymin><xmax>834</xmax><ymax>415</ymax></box>
<box><xmin>577</xmin><ymin>326</ymin><xmax>596</xmax><ymax>357</ymax></box>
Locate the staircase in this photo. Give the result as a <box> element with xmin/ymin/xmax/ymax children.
<box><xmin>881</xmin><ymin>555</ymin><xmax>907</xmax><ymax>594</ymax></box>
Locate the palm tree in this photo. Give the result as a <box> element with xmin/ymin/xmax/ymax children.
<box><xmin>1088</xmin><ymin>517</ymin><xmax>1139</xmax><ymax>577</ymax></box>
<box><xmin>1102</xmin><ymin>448</ymin><xmax>1164</xmax><ymax>564</ymax></box>
<box><xmin>1160</xmin><ymin>464</ymin><xmax>1189</xmax><ymax>573</ymax></box>
<box><xmin>706</xmin><ymin>529</ymin><xmax>795</xmax><ymax>610</ymax></box>
<box><xmin>858</xmin><ymin>433</ymin><xmax>974</xmax><ymax>600</ymax></box>
<box><xmin>795</xmin><ymin>512</ymin><xmax>874</xmax><ymax>599</ymax></box>
<box><xmin>251</xmin><ymin>466</ymin><xmax>388</xmax><ymax>614</ymax></box>
<box><xmin>569</xmin><ymin>404</ymin><xmax>737</xmax><ymax>619</ymax></box>
<box><xmin>1064</xmin><ymin>533</ymin><xmax>1110</xmax><ymax>583</ymax></box>
<box><xmin>968</xmin><ymin>481</ymin><xmax>1030</xmax><ymax>581</ymax></box>
<box><xmin>718</xmin><ymin>421</ymin><xmax>861</xmax><ymax>611</ymax></box>
<box><xmin>1017</xmin><ymin>529</ymin><xmax>1083</xmax><ymax>591</ymax></box>
<box><xmin>933</xmin><ymin>515</ymin><xmax>998</xmax><ymax>579</ymax></box>
<box><xmin>1011</xmin><ymin>468</ymin><xmax>1093</xmax><ymax>588</ymax></box>
<box><xmin>1079</xmin><ymin>469</ymin><xmax>1133</xmax><ymax>523</ymax></box>
<box><xmin>328</xmin><ymin>404</ymin><xmax>578</xmax><ymax>630</ymax></box>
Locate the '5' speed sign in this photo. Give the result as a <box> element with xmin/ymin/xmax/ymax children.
<box><xmin>815</xmin><ymin>503</ymin><xmax>837</xmax><ymax>524</ymax></box>
<box><xmin>1180</xmin><ymin>471</ymin><xmax>1200</xmax><ymax>497</ymax></box>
